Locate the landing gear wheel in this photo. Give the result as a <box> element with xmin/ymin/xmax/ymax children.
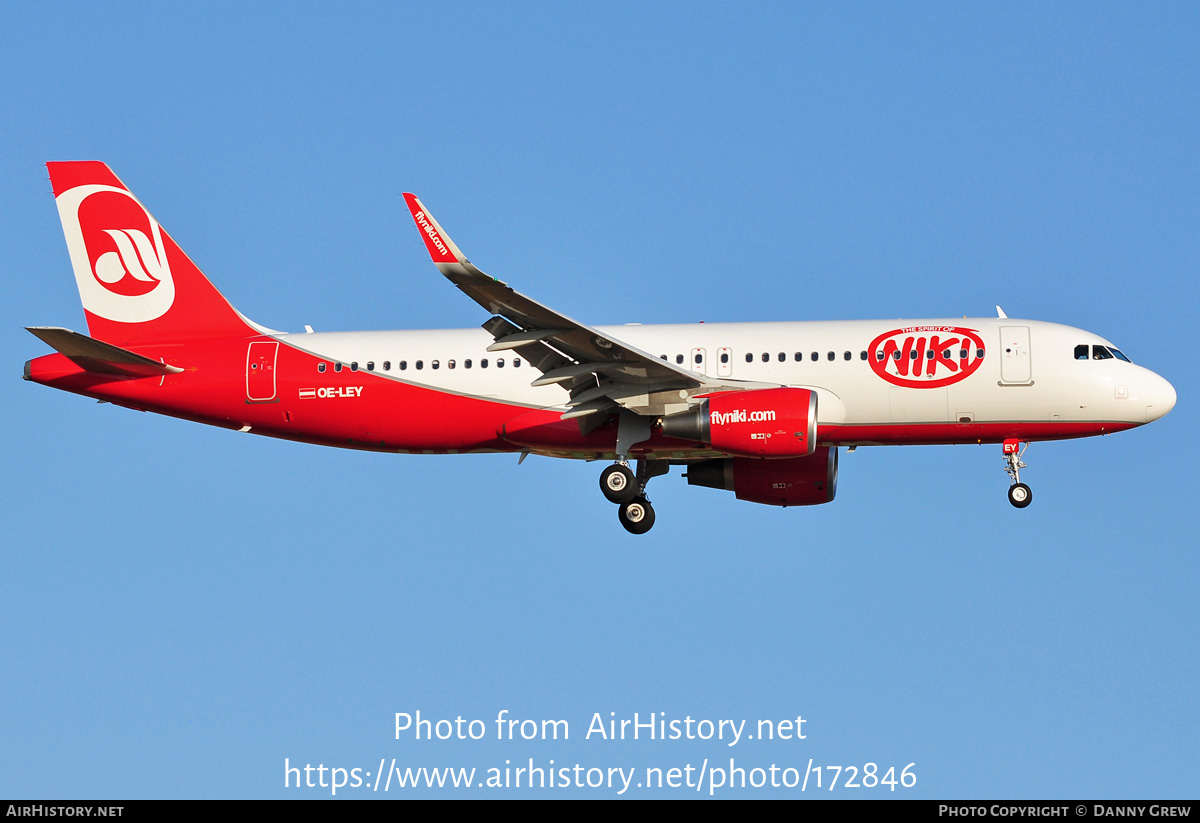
<box><xmin>618</xmin><ymin>496</ymin><xmax>655</xmax><ymax>534</ymax></box>
<box><xmin>1001</xmin><ymin>440</ymin><xmax>1033</xmax><ymax>509</ymax></box>
<box><xmin>1008</xmin><ymin>483</ymin><xmax>1033</xmax><ymax>508</ymax></box>
<box><xmin>600</xmin><ymin>463</ymin><xmax>638</xmax><ymax>504</ymax></box>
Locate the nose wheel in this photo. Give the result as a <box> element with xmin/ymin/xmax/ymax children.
<box><xmin>1002</xmin><ymin>439</ymin><xmax>1033</xmax><ymax>508</ymax></box>
<box><xmin>600</xmin><ymin>459</ymin><xmax>668</xmax><ymax>533</ymax></box>
<box><xmin>1007</xmin><ymin>482</ymin><xmax>1032</xmax><ymax>508</ymax></box>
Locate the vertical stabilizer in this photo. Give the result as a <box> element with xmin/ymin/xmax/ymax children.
<box><xmin>47</xmin><ymin>161</ymin><xmax>259</xmax><ymax>345</ymax></box>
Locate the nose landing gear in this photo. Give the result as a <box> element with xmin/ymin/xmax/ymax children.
<box><xmin>1003</xmin><ymin>439</ymin><xmax>1033</xmax><ymax>508</ymax></box>
<box><xmin>600</xmin><ymin>459</ymin><xmax>669</xmax><ymax>533</ymax></box>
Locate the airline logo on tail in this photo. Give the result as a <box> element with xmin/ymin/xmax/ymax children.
<box><xmin>55</xmin><ymin>184</ymin><xmax>175</xmax><ymax>323</ymax></box>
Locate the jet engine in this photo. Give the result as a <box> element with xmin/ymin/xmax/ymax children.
<box><xmin>684</xmin><ymin>447</ymin><xmax>838</xmax><ymax>506</ymax></box>
<box><xmin>660</xmin><ymin>387</ymin><xmax>816</xmax><ymax>458</ymax></box>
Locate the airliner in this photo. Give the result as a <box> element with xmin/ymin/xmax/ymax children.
<box><xmin>24</xmin><ymin>162</ymin><xmax>1176</xmax><ymax>533</ymax></box>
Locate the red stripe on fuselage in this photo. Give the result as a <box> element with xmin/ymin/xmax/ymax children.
<box><xmin>27</xmin><ymin>338</ymin><xmax>526</xmax><ymax>452</ymax></box>
<box><xmin>25</xmin><ymin>337</ymin><xmax>1140</xmax><ymax>454</ymax></box>
<box><xmin>817</xmin><ymin>421</ymin><xmax>1138</xmax><ymax>446</ymax></box>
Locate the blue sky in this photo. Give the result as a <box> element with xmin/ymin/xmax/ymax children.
<box><xmin>2</xmin><ymin>3</ymin><xmax>1196</xmax><ymax>798</ymax></box>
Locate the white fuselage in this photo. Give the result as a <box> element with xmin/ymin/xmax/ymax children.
<box><xmin>279</xmin><ymin>317</ymin><xmax>1175</xmax><ymax>439</ymax></box>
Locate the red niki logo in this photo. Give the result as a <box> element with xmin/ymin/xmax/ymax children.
<box><xmin>868</xmin><ymin>326</ymin><xmax>986</xmax><ymax>389</ymax></box>
<box><xmin>78</xmin><ymin>190</ymin><xmax>168</xmax><ymax>296</ymax></box>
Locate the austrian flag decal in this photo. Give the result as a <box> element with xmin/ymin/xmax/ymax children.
<box><xmin>868</xmin><ymin>326</ymin><xmax>986</xmax><ymax>389</ymax></box>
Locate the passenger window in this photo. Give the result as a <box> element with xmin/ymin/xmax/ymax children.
<box><xmin>351</xmin><ymin>362</ymin><xmax>359</xmax><ymax>371</ymax></box>
<box><xmin>1093</xmin><ymin>345</ymin><xmax>1114</xmax><ymax>361</ymax></box>
<box><xmin>778</xmin><ymin>352</ymin><xmax>785</xmax><ymax>362</ymax></box>
<box><xmin>960</xmin><ymin>349</ymin><xmax>968</xmax><ymax>359</ymax></box>
<box><xmin>660</xmin><ymin>354</ymin><xmax>667</xmax><ymax>360</ymax></box>
<box><xmin>876</xmin><ymin>351</ymin><xmax>885</xmax><ymax>361</ymax></box>
<box><xmin>448</xmin><ymin>360</ymin><xmax>456</xmax><ymax>369</ymax></box>
<box><xmin>513</xmin><ymin>359</ymin><xmax>521</xmax><ymax>367</ymax></box>
<box><xmin>926</xmin><ymin>350</ymin><xmax>934</xmax><ymax>360</ymax></box>
<box><xmin>481</xmin><ymin>359</ymin><xmax>488</xmax><ymax>368</ymax></box>
<box><xmin>465</xmin><ymin>359</ymin><xmax>472</xmax><ymax>368</ymax></box>
<box><xmin>432</xmin><ymin>360</ymin><xmax>440</xmax><ymax>370</ymax></box>
<box><xmin>761</xmin><ymin>352</ymin><xmax>769</xmax><ymax>362</ymax></box>
<box><xmin>844</xmin><ymin>351</ymin><xmax>851</xmax><ymax>361</ymax></box>
<box><xmin>334</xmin><ymin>363</ymin><xmax>343</xmax><ymax>373</ymax></box>
<box><xmin>383</xmin><ymin>361</ymin><xmax>391</xmax><ymax>371</ymax></box>
<box><xmin>676</xmin><ymin>354</ymin><xmax>684</xmax><ymax>365</ymax></box>
<box><xmin>828</xmin><ymin>352</ymin><xmax>835</xmax><ymax>361</ymax></box>
<box><xmin>745</xmin><ymin>353</ymin><xmax>753</xmax><ymax>363</ymax></box>
<box><xmin>720</xmin><ymin>352</ymin><xmax>729</xmax><ymax>364</ymax></box>
<box><xmin>860</xmin><ymin>351</ymin><xmax>868</xmax><ymax>361</ymax></box>
<box><xmin>367</xmin><ymin>361</ymin><xmax>375</xmax><ymax>371</ymax></box>
<box><xmin>811</xmin><ymin>352</ymin><xmax>818</xmax><ymax>362</ymax></box>
<box><xmin>694</xmin><ymin>353</ymin><xmax>702</xmax><ymax>365</ymax></box>
<box><xmin>416</xmin><ymin>360</ymin><xmax>423</xmax><ymax>370</ymax></box>
<box><xmin>977</xmin><ymin>348</ymin><xmax>985</xmax><ymax>358</ymax></box>
<box><xmin>318</xmin><ymin>362</ymin><xmax>326</xmax><ymax>373</ymax></box>
<box><xmin>496</xmin><ymin>358</ymin><xmax>504</xmax><ymax>368</ymax></box>
<box><xmin>399</xmin><ymin>361</ymin><xmax>407</xmax><ymax>371</ymax></box>
<box><xmin>794</xmin><ymin>352</ymin><xmax>802</xmax><ymax>362</ymax></box>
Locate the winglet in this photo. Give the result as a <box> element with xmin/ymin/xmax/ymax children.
<box><xmin>403</xmin><ymin>193</ymin><xmax>468</xmax><ymax>266</ymax></box>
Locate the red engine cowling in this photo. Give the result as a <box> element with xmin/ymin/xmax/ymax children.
<box><xmin>660</xmin><ymin>387</ymin><xmax>817</xmax><ymax>458</ymax></box>
<box><xmin>685</xmin><ymin>447</ymin><xmax>838</xmax><ymax>506</ymax></box>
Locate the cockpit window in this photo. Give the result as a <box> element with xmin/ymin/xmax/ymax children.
<box><xmin>1092</xmin><ymin>345</ymin><xmax>1114</xmax><ymax>361</ymax></box>
<box><xmin>1110</xmin><ymin>348</ymin><xmax>1131</xmax><ymax>363</ymax></box>
<box><xmin>1074</xmin><ymin>344</ymin><xmax>1089</xmax><ymax>360</ymax></box>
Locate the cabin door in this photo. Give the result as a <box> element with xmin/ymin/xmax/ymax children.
<box><xmin>999</xmin><ymin>326</ymin><xmax>1032</xmax><ymax>385</ymax></box>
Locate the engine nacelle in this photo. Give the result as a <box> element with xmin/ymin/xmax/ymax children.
<box><xmin>660</xmin><ymin>387</ymin><xmax>817</xmax><ymax>458</ymax></box>
<box><xmin>685</xmin><ymin>447</ymin><xmax>838</xmax><ymax>507</ymax></box>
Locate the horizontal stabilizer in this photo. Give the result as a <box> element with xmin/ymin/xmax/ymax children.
<box><xmin>26</xmin><ymin>326</ymin><xmax>184</xmax><ymax>377</ymax></box>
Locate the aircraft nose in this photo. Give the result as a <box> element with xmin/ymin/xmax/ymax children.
<box><xmin>1144</xmin><ymin>372</ymin><xmax>1176</xmax><ymax>423</ymax></box>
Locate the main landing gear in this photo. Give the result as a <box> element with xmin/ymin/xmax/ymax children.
<box><xmin>600</xmin><ymin>460</ymin><xmax>668</xmax><ymax>534</ymax></box>
<box><xmin>1002</xmin><ymin>439</ymin><xmax>1033</xmax><ymax>509</ymax></box>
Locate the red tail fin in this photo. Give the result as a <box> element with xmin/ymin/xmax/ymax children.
<box><xmin>48</xmin><ymin>161</ymin><xmax>260</xmax><ymax>345</ymax></box>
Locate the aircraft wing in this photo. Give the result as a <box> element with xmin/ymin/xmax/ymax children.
<box><xmin>404</xmin><ymin>194</ymin><xmax>770</xmax><ymax>422</ymax></box>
